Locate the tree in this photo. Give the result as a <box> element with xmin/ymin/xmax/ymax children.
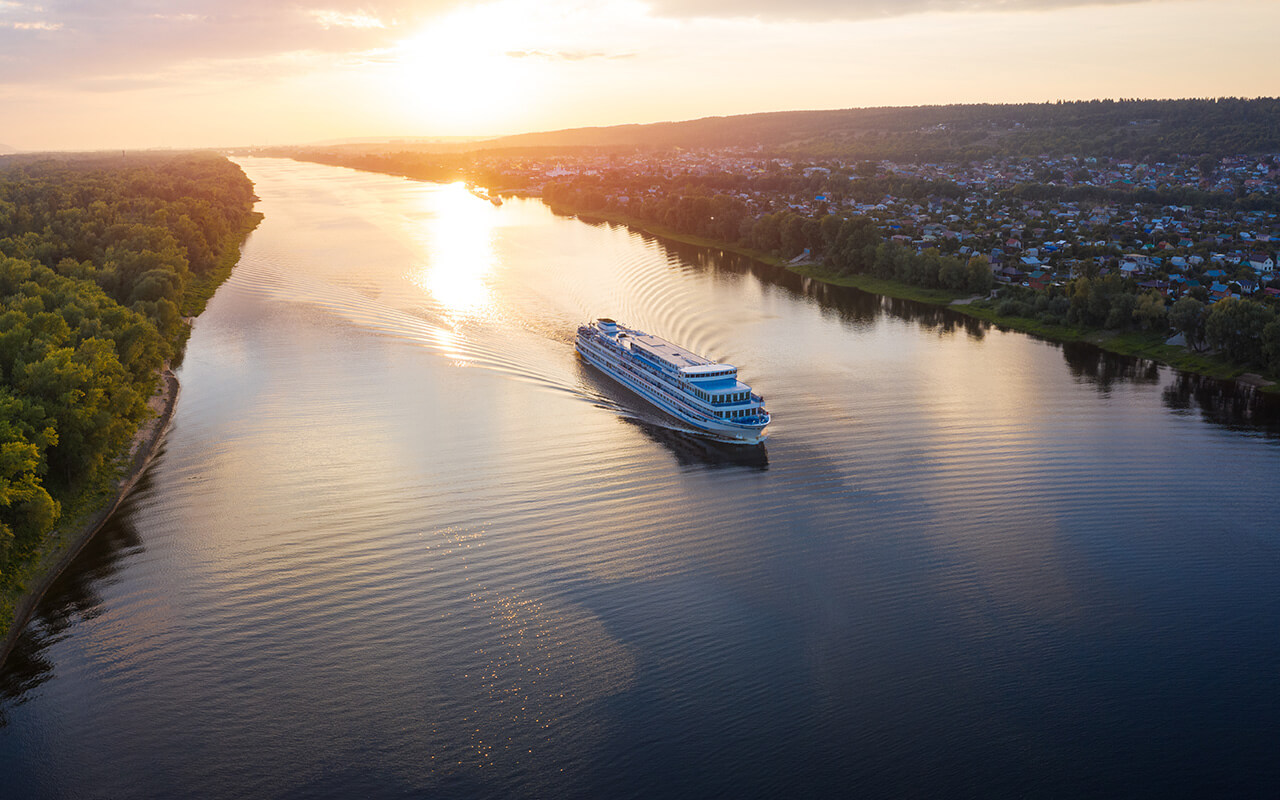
<box><xmin>1168</xmin><ymin>296</ymin><xmax>1205</xmax><ymax>348</ymax></box>
<box><xmin>1133</xmin><ymin>291</ymin><xmax>1167</xmax><ymax>331</ymax></box>
<box><xmin>1105</xmin><ymin>292</ymin><xmax>1137</xmax><ymax>329</ymax></box>
<box><xmin>1262</xmin><ymin>319</ymin><xmax>1280</xmax><ymax>375</ymax></box>
<box><xmin>1204</xmin><ymin>298</ymin><xmax>1275</xmax><ymax>365</ymax></box>
<box><xmin>965</xmin><ymin>255</ymin><xmax>994</xmax><ymax>294</ymax></box>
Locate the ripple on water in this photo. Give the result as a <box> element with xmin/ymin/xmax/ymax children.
<box><xmin>4</xmin><ymin>158</ymin><xmax>1280</xmax><ymax>800</ymax></box>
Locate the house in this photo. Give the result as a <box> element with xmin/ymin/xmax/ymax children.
<box><xmin>1246</xmin><ymin>253</ymin><xmax>1274</xmax><ymax>273</ymax></box>
<box><xmin>1120</xmin><ymin>255</ymin><xmax>1155</xmax><ymax>275</ymax></box>
<box><xmin>997</xmin><ymin>266</ymin><xmax>1026</xmax><ymax>283</ymax></box>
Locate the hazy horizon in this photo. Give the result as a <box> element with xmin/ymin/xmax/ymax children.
<box><xmin>2</xmin><ymin>0</ymin><xmax>1277</xmax><ymax>152</ymax></box>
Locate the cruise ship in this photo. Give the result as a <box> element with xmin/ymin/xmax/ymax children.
<box><xmin>576</xmin><ymin>318</ymin><xmax>770</xmax><ymax>444</ymax></box>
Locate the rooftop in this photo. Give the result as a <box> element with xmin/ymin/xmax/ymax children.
<box><xmin>624</xmin><ymin>329</ymin><xmax>717</xmax><ymax>370</ymax></box>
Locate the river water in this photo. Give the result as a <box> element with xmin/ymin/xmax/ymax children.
<box><xmin>2</xmin><ymin>158</ymin><xmax>1278</xmax><ymax>798</ymax></box>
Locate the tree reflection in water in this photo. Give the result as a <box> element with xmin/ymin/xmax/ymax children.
<box><xmin>1061</xmin><ymin>341</ymin><xmax>1162</xmax><ymax>392</ymax></box>
<box><xmin>659</xmin><ymin>235</ymin><xmax>989</xmax><ymax>341</ymax></box>
<box><xmin>1163</xmin><ymin>372</ymin><xmax>1280</xmax><ymax>438</ymax></box>
<box><xmin>0</xmin><ymin>466</ymin><xmax>154</xmax><ymax>720</ymax></box>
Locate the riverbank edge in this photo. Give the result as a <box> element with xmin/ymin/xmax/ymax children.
<box><xmin>0</xmin><ymin>370</ymin><xmax>179</xmax><ymax>666</ymax></box>
<box><xmin>0</xmin><ymin>211</ymin><xmax>262</xmax><ymax>665</ymax></box>
<box><xmin>539</xmin><ymin>198</ymin><xmax>1278</xmax><ymax>392</ymax></box>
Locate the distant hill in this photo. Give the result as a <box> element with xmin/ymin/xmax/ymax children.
<box><xmin>0</xmin><ymin>144</ymin><xmax>18</xmax><ymax>155</ymax></box>
<box><xmin>464</xmin><ymin>98</ymin><xmax>1280</xmax><ymax>161</ymax></box>
<box><xmin>305</xmin><ymin>135</ymin><xmax>492</xmax><ymax>147</ymax></box>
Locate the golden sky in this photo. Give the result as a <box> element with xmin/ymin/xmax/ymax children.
<box><xmin>1</xmin><ymin>0</ymin><xmax>1276</xmax><ymax>151</ymax></box>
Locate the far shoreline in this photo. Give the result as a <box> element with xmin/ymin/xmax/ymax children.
<box><xmin>533</xmin><ymin>197</ymin><xmax>1278</xmax><ymax>394</ymax></box>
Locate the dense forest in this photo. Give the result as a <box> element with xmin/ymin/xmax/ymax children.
<box><xmin>0</xmin><ymin>153</ymin><xmax>258</xmax><ymax>586</ymax></box>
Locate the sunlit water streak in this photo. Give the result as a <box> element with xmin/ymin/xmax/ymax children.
<box><xmin>2</xmin><ymin>158</ymin><xmax>1279</xmax><ymax>799</ymax></box>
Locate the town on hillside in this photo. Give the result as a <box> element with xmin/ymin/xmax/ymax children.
<box><xmin>482</xmin><ymin>148</ymin><xmax>1279</xmax><ymax>300</ymax></box>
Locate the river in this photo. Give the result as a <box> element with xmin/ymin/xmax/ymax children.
<box><xmin>2</xmin><ymin>158</ymin><xmax>1278</xmax><ymax>798</ymax></box>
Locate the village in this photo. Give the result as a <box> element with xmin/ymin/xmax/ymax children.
<box><xmin>476</xmin><ymin>147</ymin><xmax>1280</xmax><ymax>306</ymax></box>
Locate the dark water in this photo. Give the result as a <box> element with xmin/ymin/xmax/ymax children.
<box><xmin>3</xmin><ymin>159</ymin><xmax>1279</xmax><ymax>799</ymax></box>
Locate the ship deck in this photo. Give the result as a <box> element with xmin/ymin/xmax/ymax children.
<box><xmin>625</xmin><ymin>331</ymin><xmax>714</xmax><ymax>369</ymax></box>
<box><xmin>618</xmin><ymin>329</ymin><xmax>751</xmax><ymax>393</ymax></box>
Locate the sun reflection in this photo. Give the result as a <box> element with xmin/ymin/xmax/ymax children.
<box><xmin>411</xmin><ymin>181</ymin><xmax>501</xmax><ymax>325</ymax></box>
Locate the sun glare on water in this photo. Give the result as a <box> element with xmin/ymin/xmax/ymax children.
<box><xmin>410</xmin><ymin>182</ymin><xmax>500</xmax><ymax>325</ymax></box>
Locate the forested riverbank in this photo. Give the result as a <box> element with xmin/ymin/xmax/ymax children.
<box><xmin>0</xmin><ymin>153</ymin><xmax>260</xmax><ymax>646</ymax></box>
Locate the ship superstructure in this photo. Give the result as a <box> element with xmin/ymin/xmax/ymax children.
<box><xmin>576</xmin><ymin>318</ymin><xmax>770</xmax><ymax>444</ymax></box>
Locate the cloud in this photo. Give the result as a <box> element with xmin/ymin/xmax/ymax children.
<box><xmin>309</xmin><ymin>9</ymin><xmax>387</xmax><ymax>29</ymax></box>
<box><xmin>644</xmin><ymin>0</ymin><xmax>1161</xmax><ymax>21</ymax></box>
<box><xmin>0</xmin><ymin>0</ymin><xmax>62</xmax><ymax>30</ymax></box>
<box><xmin>0</xmin><ymin>1</ymin><xmax>451</xmax><ymax>86</ymax></box>
<box><xmin>505</xmin><ymin>49</ymin><xmax>635</xmax><ymax>61</ymax></box>
<box><xmin>150</xmin><ymin>13</ymin><xmax>208</xmax><ymax>22</ymax></box>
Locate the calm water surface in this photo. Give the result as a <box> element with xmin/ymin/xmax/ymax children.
<box><xmin>3</xmin><ymin>158</ymin><xmax>1279</xmax><ymax>798</ymax></box>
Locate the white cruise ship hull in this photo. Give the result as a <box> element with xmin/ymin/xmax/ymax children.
<box><xmin>576</xmin><ymin>320</ymin><xmax>770</xmax><ymax>445</ymax></box>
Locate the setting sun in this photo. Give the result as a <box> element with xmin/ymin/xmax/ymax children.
<box><xmin>389</xmin><ymin>4</ymin><xmax>545</xmax><ymax>130</ymax></box>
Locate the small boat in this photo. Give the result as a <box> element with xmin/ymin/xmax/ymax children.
<box><xmin>576</xmin><ymin>318</ymin><xmax>770</xmax><ymax>444</ymax></box>
<box><xmin>468</xmin><ymin>185</ymin><xmax>502</xmax><ymax>206</ymax></box>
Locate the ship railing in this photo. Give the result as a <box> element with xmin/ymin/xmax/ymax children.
<box><xmin>750</xmin><ymin>393</ymin><xmax>764</xmax><ymax>403</ymax></box>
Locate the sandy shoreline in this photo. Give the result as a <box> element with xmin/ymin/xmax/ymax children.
<box><xmin>0</xmin><ymin>367</ymin><xmax>180</xmax><ymax>667</ymax></box>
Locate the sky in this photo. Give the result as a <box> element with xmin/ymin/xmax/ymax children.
<box><xmin>0</xmin><ymin>0</ymin><xmax>1276</xmax><ymax>151</ymax></box>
